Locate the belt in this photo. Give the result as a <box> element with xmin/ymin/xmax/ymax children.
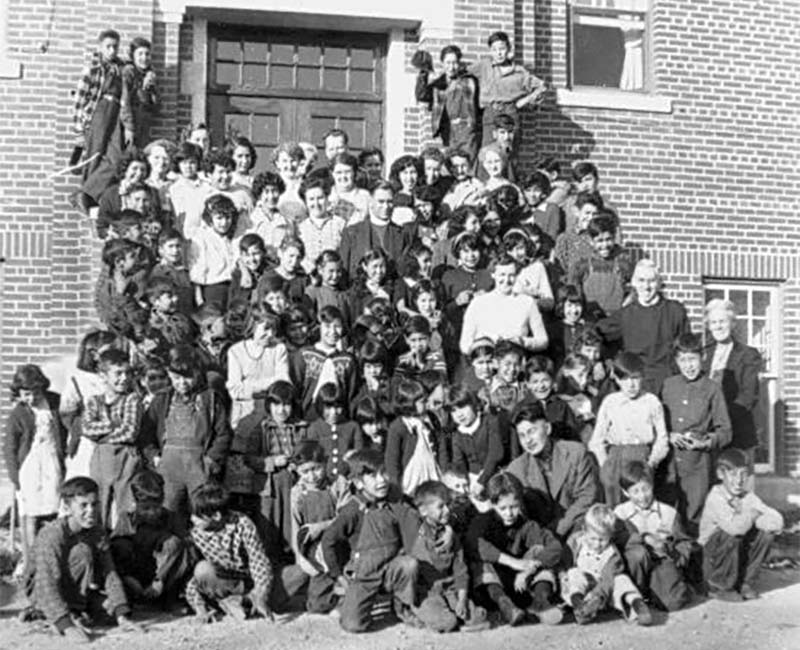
<box><xmin>450</xmin><ymin>118</ymin><xmax>473</xmax><ymax>126</ymax></box>
<box><xmin>488</xmin><ymin>100</ymin><xmax>516</xmax><ymax>109</ymax></box>
<box><xmin>101</xmin><ymin>94</ymin><xmax>121</xmax><ymax>104</ymax></box>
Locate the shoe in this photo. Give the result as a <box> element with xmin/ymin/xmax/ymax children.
<box><xmin>709</xmin><ymin>588</ymin><xmax>743</xmax><ymax>603</ymax></box>
<box><xmin>68</xmin><ymin>190</ymin><xmax>91</xmax><ymax>215</ymax></box>
<box><xmin>574</xmin><ymin>595</ymin><xmax>601</xmax><ymax>625</ymax></box>
<box><xmin>460</xmin><ymin>619</ymin><xmax>491</xmax><ymax>632</ymax></box>
<box><xmin>497</xmin><ymin>596</ymin><xmax>525</xmax><ymax>626</ymax></box>
<box><xmin>631</xmin><ymin>598</ymin><xmax>653</xmax><ymax>626</ymax></box>
<box><xmin>532</xmin><ymin>605</ymin><xmax>563</xmax><ymax>626</ymax></box>
<box><xmin>218</xmin><ymin>595</ymin><xmax>248</xmax><ymax>621</ymax></box>
<box><xmin>739</xmin><ymin>584</ymin><xmax>759</xmax><ymax>600</ymax></box>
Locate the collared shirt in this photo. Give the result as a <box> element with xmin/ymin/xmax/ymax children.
<box><xmin>469</xmin><ymin>59</ymin><xmax>543</xmax><ymax>107</ymax></box>
<box><xmin>82</xmin><ymin>391</ymin><xmax>142</xmax><ymax>445</ymax></box>
<box><xmin>73</xmin><ymin>53</ymin><xmax>123</xmax><ymax>133</ymax></box>
<box><xmin>249</xmin><ymin>206</ymin><xmax>297</xmax><ymax>257</ymax></box>
<box><xmin>589</xmin><ymin>391</ymin><xmax>668</xmax><ymax>467</ymax></box>
<box><xmin>661</xmin><ymin>373</ymin><xmax>732</xmax><ymax>447</ymax></box>
<box><xmin>698</xmin><ymin>484</ymin><xmax>783</xmax><ymax>545</ymax></box>
<box><xmin>298</xmin><ymin>215</ymin><xmax>346</xmax><ymax>273</ymax></box>
<box><xmin>187</xmin><ymin>512</ymin><xmax>272</xmax><ymax>611</ymax></box>
<box><xmin>614</xmin><ymin>499</ymin><xmax>677</xmax><ymax>539</ymax></box>
<box><xmin>168</xmin><ymin>176</ymin><xmax>211</xmax><ymax>238</ymax></box>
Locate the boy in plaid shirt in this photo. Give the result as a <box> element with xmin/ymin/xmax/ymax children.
<box><xmin>187</xmin><ymin>482</ymin><xmax>274</xmax><ymax>622</ymax></box>
<box><xmin>82</xmin><ymin>348</ymin><xmax>143</xmax><ymax>529</ymax></box>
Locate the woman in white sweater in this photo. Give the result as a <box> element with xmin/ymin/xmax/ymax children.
<box><xmin>459</xmin><ymin>254</ymin><xmax>549</xmax><ymax>355</ymax></box>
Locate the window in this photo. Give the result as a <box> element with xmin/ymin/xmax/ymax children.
<box><xmin>703</xmin><ymin>280</ymin><xmax>782</xmax><ymax>473</ymax></box>
<box><xmin>568</xmin><ymin>0</ymin><xmax>649</xmax><ymax>92</ymax></box>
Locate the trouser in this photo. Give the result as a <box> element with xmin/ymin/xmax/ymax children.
<box><xmin>447</xmin><ymin>120</ymin><xmax>480</xmax><ymax>171</ymax></box>
<box><xmin>200</xmin><ymin>282</ymin><xmax>231</xmax><ymax>313</ymax></box>
<box><xmin>259</xmin><ymin>469</ymin><xmax>295</xmax><ymax>562</ymax></box>
<box><xmin>34</xmin><ymin>541</ymin><xmax>128</xmax><ymax>621</ymax></box>
<box><xmin>624</xmin><ymin>543</ymin><xmax>690</xmax><ymax>611</ymax></box>
<box><xmin>82</xmin><ymin>97</ymin><xmax>125</xmax><ymax>203</ymax></box>
<box><xmin>159</xmin><ymin>446</ymin><xmax>207</xmax><ymax>536</ymax></box>
<box><xmin>561</xmin><ymin>568</ymin><xmax>640</xmax><ymax>617</ymax></box>
<box><xmin>600</xmin><ymin>444</ymin><xmax>650</xmax><ymax>507</ymax></box>
<box><xmin>339</xmin><ymin>555</ymin><xmax>418</xmax><ymax>633</ymax></box>
<box><xmin>90</xmin><ymin>444</ymin><xmax>140</xmax><ymax>530</ymax></box>
<box><xmin>111</xmin><ymin>534</ymin><xmax>193</xmax><ymax>599</ymax></box>
<box><xmin>475</xmin><ymin>563</ymin><xmax>556</xmax><ymax>610</ymax></box>
<box><xmin>305</xmin><ymin>573</ymin><xmax>338</xmax><ymax>614</ymax></box>
<box><xmin>414</xmin><ymin>577</ymin><xmax>487</xmax><ymax>633</ymax></box>
<box><xmin>703</xmin><ymin>528</ymin><xmax>773</xmax><ymax>592</ymax></box>
<box><xmin>669</xmin><ymin>449</ymin><xmax>712</xmax><ymax>538</ymax></box>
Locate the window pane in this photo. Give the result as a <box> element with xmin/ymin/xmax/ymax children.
<box><xmin>298</xmin><ymin>46</ymin><xmax>320</xmax><ymax>66</ymax></box>
<box><xmin>216</xmin><ymin>63</ymin><xmax>239</xmax><ymax>85</ymax></box>
<box><xmin>752</xmin><ymin>290</ymin><xmax>772</xmax><ymax>318</ymax></box>
<box><xmin>298</xmin><ymin>66</ymin><xmax>320</xmax><ymax>90</ymax></box>
<box><xmin>224</xmin><ymin>114</ymin><xmax>250</xmax><ymax>139</ymax></box>
<box><xmin>271</xmin><ymin>43</ymin><xmax>295</xmax><ymax>64</ymax></box>
<box><xmin>324</xmin><ymin>47</ymin><xmax>348</xmax><ymax>66</ymax></box>
<box><xmin>323</xmin><ymin>68</ymin><xmax>347</xmax><ymax>92</ymax></box>
<box><xmin>270</xmin><ymin>65</ymin><xmax>294</xmax><ymax>88</ymax></box>
<box><xmin>243</xmin><ymin>42</ymin><xmax>268</xmax><ymax>62</ymax></box>
<box><xmin>572</xmin><ymin>10</ymin><xmax>645</xmax><ymax>90</ymax></box>
<box><xmin>350</xmin><ymin>48</ymin><xmax>374</xmax><ymax>68</ymax></box>
<box><xmin>350</xmin><ymin>69</ymin><xmax>374</xmax><ymax>93</ymax></box>
<box><xmin>704</xmin><ymin>288</ymin><xmax>724</xmax><ymax>303</ymax></box>
<box><xmin>243</xmin><ymin>64</ymin><xmax>266</xmax><ymax>87</ymax></box>
<box><xmin>728</xmin><ymin>290</ymin><xmax>748</xmax><ymax>318</ymax></box>
<box><xmin>216</xmin><ymin>40</ymin><xmax>241</xmax><ymax>61</ymax></box>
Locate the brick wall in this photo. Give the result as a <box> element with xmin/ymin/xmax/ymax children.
<box><xmin>526</xmin><ymin>0</ymin><xmax>800</xmax><ymax>472</ymax></box>
<box><xmin>0</xmin><ymin>0</ymin><xmax>154</xmax><ymax>497</ymax></box>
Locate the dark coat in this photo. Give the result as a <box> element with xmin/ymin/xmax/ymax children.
<box><xmin>702</xmin><ymin>339</ymin><xmax>762</xmax><ymax>450</ymax></box>
<box><xmin>339</xmin><ymin>218</ymin><xmax>415</xmax><ymax>280</ymax></box>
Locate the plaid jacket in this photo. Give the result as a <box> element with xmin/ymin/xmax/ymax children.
<box><xmin>73</xmin><ymin>52</ymin><xmax>123</xmax><ymax>134</ymax></box>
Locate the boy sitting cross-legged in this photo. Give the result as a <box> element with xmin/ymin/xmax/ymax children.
<box><xmin>410</xmin><ymin>480</ymin><xmax>489</xmax><ymax>633</ymax></box>
<box><xmin>319</xmin><ymin>449</ymin><xmax>421</xmax><ymax>633</ymax></box>
<box><xmin>613</xmin><ymin>461</ymin><xmax>693</xmax><ymax>612</ymax></box>
<box><xmin>562</xmin><ymin>503</ymin><xmax>653</xmax><ymax>626</ymax></box>
<box><xmin>465</xmin><ymin>472</ymin><xmax>563</xmax><ymax>627</ymax></box>
<box><xmin>699</xmin><ymin>448</ymin><xmax>783</xmax><ymax>601</ymax></box>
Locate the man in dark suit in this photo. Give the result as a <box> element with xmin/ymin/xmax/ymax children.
<box><xmin>507</xmin><ymin>401</ymin><xmax>601</xmax><ymax>540</ymax></box>
<box><xmin>340</xmin><ymin>181</ymin><xmax>415</xmax><ymax>280</ymax></box>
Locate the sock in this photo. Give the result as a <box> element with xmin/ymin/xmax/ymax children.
<box><xmin>485</xmin><ymin>584</ymin><xmax>506</xmax><ymax>606</ymax></box>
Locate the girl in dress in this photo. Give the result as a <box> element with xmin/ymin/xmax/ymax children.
<box><xmin>4</xmin><ymin>365</ymin><xmax>64</xmax><ymax>580</ymax></box>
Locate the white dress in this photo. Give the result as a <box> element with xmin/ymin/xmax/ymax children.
<box><xmin>17</xmin><ymin>405</ymin><xmax>62</xmax><ymax>517</ymax></box>
<box><xmin>62</xmin><ymin>370</ymin><xmax>106</xmax><ymax>479</ymax></box>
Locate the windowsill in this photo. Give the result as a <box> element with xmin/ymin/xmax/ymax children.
<box><xmin>556</xmin><ymin>88</ymin><xmax>672</xmax><ymax>113</ymax></box>
<box><xmin>0</xmin><ymin>58</ymin><xmax>21</xmax><ymax>79</ymax></box>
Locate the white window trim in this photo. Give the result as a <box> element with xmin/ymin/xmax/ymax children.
<box><xmin>556</xmin><ymin>87</ymin><xmax>672</xmax><ymax>113</ymax></box>
<box><xmin>0</xmin><ymin>0</ymin><xmax>21</xmax><ymax>79</ymax></box>
<box><xmin>703</xmin><ymin>280</ymin><xmax>783</xmax><ymax>474</ymax></box>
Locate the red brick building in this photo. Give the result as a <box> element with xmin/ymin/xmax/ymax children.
<box><xmin>0</xmin><ymin>0</ymin><xmax>798</xmax><ymax>486</ymax></box>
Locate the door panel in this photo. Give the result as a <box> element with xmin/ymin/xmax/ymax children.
<box><xmin>299</xmin><ymin>101</ymin><xmax>382</xmax><ymax>155</ymax></box>
<box><xmin>207</xmin><ymin>95</ymin><xmax>294</xmax><ymax>172</ymax></box>
<box><xmin>207</xmin><ymin>24</ymin><xmax>385</xmax><ymax>164</ymax></box>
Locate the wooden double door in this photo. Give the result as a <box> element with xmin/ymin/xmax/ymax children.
<box><xmin>207</xmin><ymin>24</ymin><xmax>385</xmax><ymax>170</ymax></box>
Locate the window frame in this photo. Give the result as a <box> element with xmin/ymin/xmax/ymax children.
<box><xmin>567</xmin><ymin>0</ymin><xmax>653</xmax><ymax>94</ymax></box>
<box><xmin>702</xmin><ymin>278</ymin><xmax>783</xmax><ymax>474</ymax></box>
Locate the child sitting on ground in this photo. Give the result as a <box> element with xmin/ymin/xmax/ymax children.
<box><xmin>320</xmin><ymin>449</ymin><xmax>421</xmax><ymax>633</ymax></box>
<box><xmin>31</xmin><ymin>476</ymin><xmax>141</xmax><ymax>643</ymax></box>
<box><xmin>613</xmin><ymin>461</ymin><xmax>692</xmax><ymax>612</ymax></box>
<box><xmin>411</xmin><ymin>480</ymin><xmax>489</xmax><ymax>633</ymax></box>
<box><xmin>187</xmin><ymin>481</ymin><xmax>274</xmax><ymax>622</ymax></box>
<box><xmin>465</xmin><ymin>472</ymin><xmax>563</xmax><ymax>627</ymax></box>
<box><xmin>698</xmin><ymin>448</ymin><xmax>783</xmax><ymax>601</ymax></box>
<box><xmin>562</xmin><ymin>503</ymin><xmax>652</xmax><ymax>626</ymax></box>
<box><xmin>290</xmin><ymin>441</ymin><xmax>339</xmax><ymax>614</ymax></box>
<box><xmin>111</xmin><ymin>469</ymin><xmax>193</xmax><ymax>605</ymax></box>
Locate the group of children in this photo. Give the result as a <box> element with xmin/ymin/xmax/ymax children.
<box><xmin>0</xmin><ymin>24</ymin><xmax>787</xmax><ymax>642</ymax></box>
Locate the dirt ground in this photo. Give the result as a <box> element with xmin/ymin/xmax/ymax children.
<box><xmin>1</xmin><ymin>568</ymin><xmax>799</xmax><ymax>650</ymax></box>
